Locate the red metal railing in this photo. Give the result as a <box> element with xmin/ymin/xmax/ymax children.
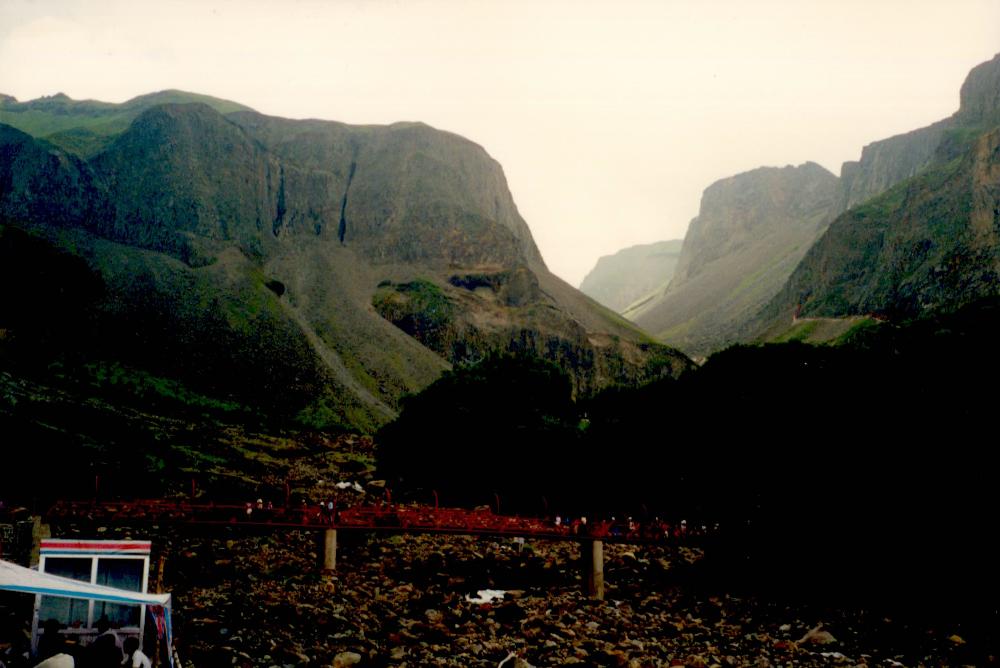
<box><xmin>46</xmin><ymin>499</ymin><xmax>715</xmax><ymax>544</ymax></box>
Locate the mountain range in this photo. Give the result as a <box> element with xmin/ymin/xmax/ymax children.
<box><xmin>760</xmin><ymin>53</ymin><xmax>1000</xmax><ymax>330</ymax></box>
<box><xmin>0</xmin><ymin>91</ymin><xmax>690</xmax><ymax>433</ymax></box>
<box><xmin>582</xmin><ymin>52</ymin><xmax>1000</xmax><ymax>355</ymax></box>
<box><xmin>623</xmin><ymin>162</ymin><xmax>838</xmax><ymax>354</ymax></box>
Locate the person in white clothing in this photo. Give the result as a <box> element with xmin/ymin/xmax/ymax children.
<box><xmin>33</xmin><ymin>654</ymin><xmax>74</xmax><ymax>668</ymax></box>
<box><xmin>121</xmin><ymin>638</ymin><xmax>151</xmax><ymax>668</ymax></box>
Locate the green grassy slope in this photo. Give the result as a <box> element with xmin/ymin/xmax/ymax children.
<box><xmin>0</xmin><ymin>89</ymin><xmax>252</xmax><ymax>156</ymax></box>
<box><xmin>759</xmin><ymin>126</ymin><xmax>1000</xmax><ymax>329</ymax></box>
<box><xmin>1</xmin><ymin>93</ymin><xmax>689</xmax><ymax>432</ymax></box>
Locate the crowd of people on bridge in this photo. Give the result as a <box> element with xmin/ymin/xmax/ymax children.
<box><xmin>46</xmin><ymin>494</ymin><xmax>721</xmax><ymax>543</ymax></box>
<box><xmin>236</xmin><ymin>499</ymin><xmax>720</xmax><ymax>542</ymax></box>
<box><xmin>549</xmin><ymin>516</ymin><xmax>717</xmax><ymax>540</ymax></box>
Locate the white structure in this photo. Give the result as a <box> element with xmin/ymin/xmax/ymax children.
<box><xmin>0</xmin><ymin>556</ymin><xmax>173</xmax><ymax>666</ymax></box>
<box><xmin>29</xmin><ymin>540</ymin><xmax>153</xmax><ymax>656</ymax></box>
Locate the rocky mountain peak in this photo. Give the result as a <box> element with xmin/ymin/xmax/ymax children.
<box><xmin>838</xmin><ymin>52</ymin><xmax>1000</xmax><ymax>211</ymax></box>
<box><xmin>958</xmin><ymin>51</ymin><xmax>1000</xmax><ymax>124</ymax></box>
<box><xmin>92</xmin><ymin>102</ymin><xmax>271</xmax><ymax>255</ymax></box>
<box><xmin>770</xmin><ymin>130</ymin><xmax>1000</xmax><ymax>326</ymax></box>
<box><xmin>675</xmin><ymin>162</ymin><xmax>838</xmax><ymax>286</ymax></box>
<box><xmin>625</xmin><ymin>161</ymin><xmax>840</xmax><ymax>354</ymax></box>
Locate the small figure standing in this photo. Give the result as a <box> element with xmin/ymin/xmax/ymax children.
<box><xmin>88</xmin><ymin>616</ymin><xmax>122</xmax><ymax>668</ymax></box>
<box><xmin>37</xmin><ymin>619</ymin><xmax>72</xmax><ymax>661</ymax></box>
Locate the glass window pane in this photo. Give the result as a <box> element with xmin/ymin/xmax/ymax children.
<box><xmin>38</xmin><ymin>557</ymin><xmax>92</xmax><ymax>629</ymax></box>
<box><xmin>94</xmin><ymin>559</ymin><xmax>144</xmax><ymax>628</ymax></box>
<box><xmin>96</xmin><ymin>559</ymin><xmax>143</xmax><ymax>592</ymax></box>
<box><xmin>93</xmin><ymin>600</ymin><xmax>140</xmax><ymax>628</ymax></box>
<box><xmin>43</xmin><ymin>557</ymin><xmax>91</xmax><ymax>581</ymax></box>
<box><xmin>38</xmin><ymin>595</ymin><xmax>89</xmax><ymax>629</ymax></box>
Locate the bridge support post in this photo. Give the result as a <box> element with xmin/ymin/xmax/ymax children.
<box><xmin>584</xmin><ymin>539</ymin><xmax>604</xmax><ymax>600</ymax></box>
<box><xmin>321</xmin><ymin>528</ymin><xmax>337</xmax><ymax>574</ymax></box>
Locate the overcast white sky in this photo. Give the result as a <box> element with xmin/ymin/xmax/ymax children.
<box><xmin>1</xmin><ymin>0</ymin><xmax>998</xmax><ymax>285</ymax></box>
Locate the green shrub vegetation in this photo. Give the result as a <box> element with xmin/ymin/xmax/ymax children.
<box><xmin>377</xmin><ymin>300</ymin><xmax>1000</xmax><ymax>619</ymax></box>
<box><xmin>80</xmin><ymin>361</ymin><xmax>247</xmax><ymax>414</ymax></box>
<box><xmin>378</xmin><ymin>351</ymin><xmax>578</xmax><ymax>507</ymax></box>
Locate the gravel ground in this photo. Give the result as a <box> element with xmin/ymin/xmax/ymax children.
<box><xmin>43</xmin><ymin>525</ymin><xmax>980</xmax><ymax>668</ymax></box>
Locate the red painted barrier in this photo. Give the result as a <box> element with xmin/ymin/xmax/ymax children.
<box><xmin>45</xmin><ymin>499</ymin><xmax>715</xmax><ymax>545</ymax></box>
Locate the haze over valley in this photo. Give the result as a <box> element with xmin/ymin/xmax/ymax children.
<box><xmin>2</xmin><ymin>3</ymin><xmax>1000</xmax><ymax>667</ymax></box>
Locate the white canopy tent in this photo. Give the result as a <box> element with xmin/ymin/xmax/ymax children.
<box><xmin>0</xmin><ymin>559</ymin><xmax>175</xmax><ymax>666</ymax></box>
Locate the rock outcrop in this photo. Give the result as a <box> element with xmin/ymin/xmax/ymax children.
<box><xmin>758</xmin><ymin>52</ymin><xmax>1000</xmax><ymax>332</ymax></box>
<box><xmin>620</xmin><ymin>52</ymin><xmax>1000</xmax><ymax>354</ymax></box>
<box><xmin>838</xmin><ymin>54</ymin><xmax>1000</xmax><ymax>211</ymax></box>
<box><xmin>958</xmin><ymin>52</ymin><xmax>1000</xmax><ymax>126</ymax></box>
<box><xmin>837</xmin><ymin>118</ymin><xmax>951</xmax><ymax>212</ymax></box>
<box><xmin>626</xmin><ymin>163</ymin><xmax>839</xmax><ymax>355</ymax></box>
<box><xmin>762</xmin><ymin>126</ymin><xmax>1000</xmax><ymax>326</ymax></box>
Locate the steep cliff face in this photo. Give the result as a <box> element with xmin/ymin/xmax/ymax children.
<box><xmin>758</xmin><ymin>53</ymin><xmax>1000</xmax><ymax>333</ymax></box>
<box><xmin>93</xmin><ymin>104</ymin><xmax>279</xmax><ymax>256</ymax></box>
<box><xmin>837</xmin><ymin>118</ymin><xmax>951</xmax><ymax>211</ymax></box>
<box><xmin>619</xmin><ymin>52</ymin><xmax>1000</xmax><ymax>354</ymax></box>
<box><xmin>673</xmin><ymin>163</ymin><xmax>839</xmax><ymax>284</ymax></box>
<box><xmin>763</xmin><ymin>127</ymin><xmax>1000</xmax><ymax>325</ymax></box>
<box><xmin>227</xmin><ymin>112</ymin><xmax>543</xmax><ymax>268</ymax></box>
<box><xmin>958</xmin><ymin>52</ymin><xmax>1000</xmax><ymax>125</ymax></box>
<box><xmin>626</xmin><ymin>163</ymin><xmax>839</xmax><ymax>355</ymax></box>
<box><xmin>0</xmin><ymin>93</ymin><xmax>689</xmax><ymax>431</ymax></box>
<box><xmin>579</xmin><ymin>240</ymin><xmax>683</xmax><ymax>312</ymax></box>
<box><xmin>837</xmin><ymin>53</ymin><xmax>1000</xmax><ymax>211</ymax></box>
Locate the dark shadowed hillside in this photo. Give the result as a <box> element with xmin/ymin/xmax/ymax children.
<box><xmin>374</xmin><ymin>301</ymin><xmax>1000</xmax><ymax>637</ymax></box>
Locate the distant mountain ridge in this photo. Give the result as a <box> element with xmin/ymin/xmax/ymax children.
<box><xmin>838</xmin><ymin>54</ymin><xmax>1000</xmax><ymax>212</ymax></box>
<box><xmin>0</xmin><ymin>89</ymin><xmax>251</xmax><ymax>156</ymax></box>
<box><xmin>609</xmin><ymin>52</ymin><xmax>1000</xmax><ymax>355</ymax></box>
<box><xmin>758</xmin><ymin>53</ymin><xmax>1000</xmax><ymax>330</ymax></box>
<box><xmin>0</xmin><ymin>91</ymin><xmax>690</xmax><ymax>432</ymax></box>
<box><xmin>578</xmin><ymin>240</ymin><xmax>683</xmax><ymax>312</ymax></box>
<box><xmin>758</xmin><ymin>75</ymin><xmax>1000</xmax><ymax>331</ymax></box>
<box><xmin>626</xmin><ymin>162</ymin><xmax>839</xmax><ymax>355</ymax></box>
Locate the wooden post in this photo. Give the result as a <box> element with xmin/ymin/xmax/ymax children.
<box><xmin>322</xmin><ymin>528</ymin><xmax>337</xmax><ymax>573</ymax></box>
<box><xmin>584</xmin><ymin>539</ymin><xmax>604</xmax><ymax>600</ymax></box>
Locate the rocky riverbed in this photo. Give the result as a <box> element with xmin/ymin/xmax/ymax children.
<box><xmin>32</xmin><ymin>523</ymin><xmax>986</xmax><ymax>668</ymax></box>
